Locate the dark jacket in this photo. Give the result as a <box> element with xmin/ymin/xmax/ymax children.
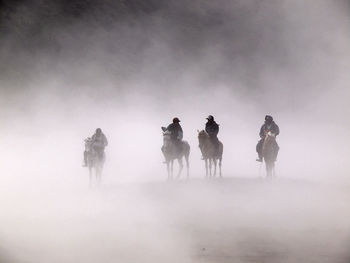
<box><xmin>205</xmin><ymin>120</ymin><xmax>219</xmax><ymax>137</ymax></box>
<box><xmin>91</xmin><ymin>133</ymin><xmax>108</xmax><ymax>148</ymax></box>
<box><xmin>166</xmin><ymin>123</ymin><xmax>183</xmax><ymax>140</ymax></box>
<box><xmin>259</xmin><ymin>121</ymin><xmax>279</xmax><ymax>138</ymax></box>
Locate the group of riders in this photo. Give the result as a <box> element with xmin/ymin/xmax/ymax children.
<box><xmin>161</xmin><ymin>114</ymin><xmax>279</xmax><ymax>162</ymax></box>
<box><xmin>164</xmin><ymin>115</ymin><xmax>220</xmax><ymax>159</ymax></box>
<box><xmin>82</xmin><ymin>115</ymin><xmax>279</xmax><ymax>167</ymax></box>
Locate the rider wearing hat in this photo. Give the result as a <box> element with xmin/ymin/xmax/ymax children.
<box><xmin>205</xmin><ymin>115</ymin><xmax>220</xmax><ymax>149</ymax></box>
<box><xmin>166</xmin><ymin>117</ymin><xmax>183</xmax><ymax>142</ymax></box>
<box><xmin>91</xmin><ymin>128</ymin><xmax>108</xmax><ymax>150</ymax></box>
<box><xmin>256</xmin><ymin>115</ymin><xmax>279</xmax><ymax>162</ymax></box>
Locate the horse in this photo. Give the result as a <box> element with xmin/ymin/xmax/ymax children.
<box><xmin>262</xmin><ymin>131</ymin><xmax>279</xmax><ymax>178</ymax></box>
<box><xmin>198</xmin><ymin>130</ymin><xmax>223</xmax><ymax>178</ymax></box>
<box><xmin>86</xmin><ymin>141</ymin><xmax>105</xmax><ymax>185</ymax></box>
<box><xmin>161</xmin><ymin>128</ymin><xmax>190</xmax><ymax>180</ymax></box>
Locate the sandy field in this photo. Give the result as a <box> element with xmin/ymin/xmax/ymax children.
<box><xmin>1</xmin><ymin>177</ymin><xmax>349</xmax><ymax>263</ymax></box>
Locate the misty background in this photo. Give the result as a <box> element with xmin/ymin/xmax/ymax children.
<box><xmin>0</xmin><ymin>0</ymin><xmax>349</xmax><ymax>184</ymax></box>
<box><xmin>0</xmin><ymin>0</ymin><xmax>349</xmax><ymax>262</ymax></box>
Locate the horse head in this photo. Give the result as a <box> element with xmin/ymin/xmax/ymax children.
<box><xmin>264</xmin><ymin>131</ymin><xmax>276</xmax><ymax>143</ymax></box>
<box><xmin>198</xmin><ymin>130</ymin><xmax>209</xmax><ymax>143</ymax></box>
<box><xmin>197</xmin><ymin>130</ymin><xmax>208</xmax><ymax>138</ymax></box>
<box><xmin>162</xmin><ymin>130</ymin><xmax>173</xmax><ymax>148</ymax></box>
<box><xmin>262</xmin><ymin>131</ymin><xmax>278</xmax><ymax>163</ymax></box>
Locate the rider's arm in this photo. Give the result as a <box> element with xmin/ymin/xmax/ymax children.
<box><xmin>274</xmin><ymin>125</ymin><xmax>280</xmax><ymax>136</ymax></box>
<box><xmin>205</xmin><ymin>124</ymin><xmax>209</xmax><ymax>134</ymax></box>
<box><xmin>177</xmin><ymin>125</ymin><xmax>183</xmax><ymax>140</ymax></box>
<box><xmin>259</xmin><ymin>125</ymin><xmax>265</xmax><ymax>138</ymax></box>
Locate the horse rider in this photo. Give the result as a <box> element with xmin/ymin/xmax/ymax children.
<box><xmin>165</xmin><ymin>117</ymin><xmax>183</xmax><ymax>151</ymax></box>
<box><xmin>83</xmin><ymin>128</ymin><xmax>108</xmax><ymax>166</ymax></box>
<box><xmin>256</xmin><ymin>115</ymin><xmax>279</xmax><ymax>162</ymax></box>
<box><xmin>92</xmin><ymin>128</ymin><xmax>108</xmax><ymax>156</ymax></box>
<box><xmin>205</xmin><ymin>115</ymin><xmax>220</xmax><ymax>150</ymax></box>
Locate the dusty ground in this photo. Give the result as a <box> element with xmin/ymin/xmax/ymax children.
<box><xmin>1</xmin><ymin>177</ymin><xmax>349</xmax><ymax>263</ymax></box>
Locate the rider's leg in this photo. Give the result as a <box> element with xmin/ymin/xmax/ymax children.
<box><xmin>214</xmin><ymin>137</ymin><xmax>219</xmax><ymax>152</ymax></box>
<box><xmin>176</xmin><ymin>139</ymin><xmax>182</xmax><ymax>153</ymax></box>
<box><xmin>210</xmin><ymin>136</ymin><xmax>220</xmax><ymax>156</ymax></box>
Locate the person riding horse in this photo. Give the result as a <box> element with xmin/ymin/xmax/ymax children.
<box><xmin>161</xmin><ymin>118</ymin><xmax>190</xmax><ymax>177</ymax></box>
<box><xmin>165</xmin><ymin>117</ymin><xmax>183</xmax><ymax>153</ymax></box>
<box><xmin>205</xmin><ymin>115</ymin><xmax>220</xmax><ymax>151</ymax></box>
<box><xmin>256</xmin><ymin>115</ymin><xmax>279</xmax><ymax>162</ymax></box>
<box><xmin>83</xmin><ymin>128</ymin><xmax>108</xmax><ymax>167</ymax></box>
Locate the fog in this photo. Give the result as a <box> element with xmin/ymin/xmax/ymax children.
<box><xmin>0</xmin><ymin>0</ymin><xmax>349</xmax><ymax>262</ymax></box>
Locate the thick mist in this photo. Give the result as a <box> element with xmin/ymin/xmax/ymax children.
<box><xmin>0</xmin><ymin>0</ymin><xmax>349</xmax><ymax>262</ymax></box>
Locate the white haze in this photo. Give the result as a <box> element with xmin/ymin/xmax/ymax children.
<box><xmin>0</xmin><ymin>0</ymin><xmax>349</xmax><ymax>262</ymax></box>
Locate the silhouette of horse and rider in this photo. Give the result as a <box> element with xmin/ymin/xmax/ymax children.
<box><xmin>198</xmin><ymin>115</ymin><xmax>223</xmax><ymax>178</ymax></box>
<box><xmin>256</xmin><ymin>115</ymin><xmax>280</xmax><ymax>177</ymax></box>
<box><xmin>161</xmin><ymin>115</ymin><xmax>224</xmax><ymax>179</ymax></box>
<box><xmin>82</xmin><ymin>115</ymin><xmax>279</xmax><ymax>181</ymax></box>
<box><xmin>161</xmin><ymin>117</ymin><xmax>190</xmax><ymax>180</ymax></box>
<box><xmin>83</xmin><ymin>128</ymin><xmax>108</xmax><ymax>185</ymax></box>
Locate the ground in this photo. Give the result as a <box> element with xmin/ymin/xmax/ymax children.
<box><xmin>1</xmin><ymin>177</ymin><xmax>349</xmax><ymax>263</ymax></box>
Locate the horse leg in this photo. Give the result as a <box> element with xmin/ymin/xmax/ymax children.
<box><xmin>177</xmin><ymin>158</ymin><xmax>183</xmax><ymax>179</ymax></box>
<box><xmin>205</xmin><ymin>159</ymin><xmax>208</xmax><ymax>178</ymax></box>
<box><xmin>98</xmin><ymin>160</ymin><xmax>104</xmax><ymax>185</ymax></box>
<box><xmin>213</xmin><ymin>158</ymin><xmax>217</xmax><ymax>177</ymax></box>
<box><xmin>219</xmin><ymin>158</ymin><xmax>222</xmax><ymax>177</ymax></box>
<box><xmin>185</xmin><ymin>154</ymin><xmax>190</xmax><ymax>179</ymax></box>
<box><xmin>89</xmin><ymin>166</ymin><xmax>92</xmax><ymax>186</ymax></box>
<box><xmin>96</xmin><ymin>169</ymin><xmax>100</xmax><ymax>186</ymax></box>
<box><xmin>209</xmin><ymin>158</ymin><xmax>212</xmax><ymax>177</ymax></box>
<box><xmin>166</xmin><ymin>162</ymin><xmax>170</xmax><ymax>180</ymax></box>
<box><xmin>266</xmin><ymin>162</ymin><xmax>272</xmax><ymax>178</ymax></box>
<box><xmin>171</xmin><ymin>160</ymin><xmax>174</xmax><ymax>179</ymax></box>
<box><xmin>95</xmin><ymin>164</ymin><xmax>98</xmax><ymax>185</ymax></box>
<box><xmin>97</xmin><ymin>165</ymin><xmax>102</xmax><ymax>185</ymax></box>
